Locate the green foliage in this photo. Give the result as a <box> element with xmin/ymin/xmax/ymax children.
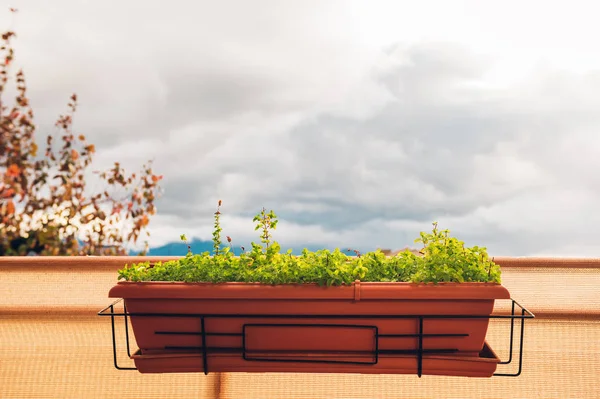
<box><xmin>253</xmin><ymin>207</ymin><xmax>277</xmax><ymax>249</ymax></box>
<box><xmin>118</xmin><ymin>202</ymin><xmax>502</xmax><ymax>286</ymax></box>
<box><xmin>409</xmin><ymin>222</ymin><xmax>501</xmax><ymax>284</ymax></box>
<box><xmin>180</xmin><ymin>234</ymin><xmax>191</xmax><ymax>255</ymax></box>
<box><xmin>212</xmin><ymin>200</ymin><xmax>222</xmax><ymax>255</ymax></box>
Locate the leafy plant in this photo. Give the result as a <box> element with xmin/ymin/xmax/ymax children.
<box><xmin>118</xmin><ymin>201</ymin><xmax>502</xmax><ymax>286</ymax></box>
<box><xmin>213</xmin><ymin>200</ymin><xmax>222</xmax><ymax>255</ymax></box>
<box><xmin>253</xmin><ymin>207</ymin><xmax>277</xmax><ymax>249</ymax></box>
<box><xmin>0</xmin><ymin>11</ymin><xmax>163</xmax><ymax>256</ymax></box>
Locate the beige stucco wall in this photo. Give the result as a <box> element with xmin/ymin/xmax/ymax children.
<box><xmin>1</xmin><ymin>257</ymin><xmax>599</xmax><ymax>398</ymax></box>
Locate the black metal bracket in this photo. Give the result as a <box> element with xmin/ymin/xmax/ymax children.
<box><xmin>241</xmin><ymin>323</ymin><xmax>379</xmax><ymax>365</ymax></box>
<box><xmin>98</xmin><ymin>298</ymin><xmax>535</xmax><ymax>377</ymax></box>
<box><xmin>98</xmin><ymin>299</ymin><xmax>137</xmax><ymax>371</ymax></box>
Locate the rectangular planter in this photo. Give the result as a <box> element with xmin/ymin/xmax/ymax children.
<box><xmin>109</xmin><ymin>281</ymin><xmax>510</xmax><ymax>376</ymax></box>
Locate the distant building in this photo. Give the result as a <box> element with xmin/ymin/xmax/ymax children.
<box><xmin>379</xmin><ymin>247</ymin><xmax>423</xmax><ymax>256</ymax></box>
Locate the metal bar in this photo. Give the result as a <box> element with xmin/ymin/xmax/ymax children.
<box><xmin>110</xmin><ymin>304</ymin><xmax>118</xmax><ymax>369</ymax></box>
<box><xmin>108</xmin><ymin>303</ymin><xmax>137</xmax><ymax>370</ymax></box>
<box><xmin>243</xmin><ymin>357</ymin><xmax>375</xmax><ymax>366</ymax></box>
<box><xmin>374</xmin><ymin>325</ymin><xmax>379</xmax><ymax>365</ymax></box>
<box><xmin>162</xmin><ymin>347</ymin><xmax>458</xmax><ymax>356</ymax></box>
<box><xmin>512</xmin><ymin>299</ymin><xmax>535</xmax><ymax>318</ymax></box>
<box><xmin>417</xmin><ymin>317</ymin><xmax>424</xmax><ymax>378</ymax></box>
<box><xmin>499</xmin><ymin>299</ymin><xmax>515</xmax><ymax>365</ymax></box>
<box><xmin>97</xmin><ymin>298</ymin><xmax>123</xmax><ymax>315</ymax></box>
<box><xmin>242</xmin><ymin>323</ymin><xmax>379</xmax><ymax>365</ymax></box>
<box><xmin>517</xmin><ymin>308</ymin><xmax>526</xmax><ymax>376</ymax></box>
<box><xmin>156</xmin><ymin>332</ymin><xmax>242</xmax><ymax>337</ymax></box>
<box><xmin>380</xmin><ymin>348</ymin><xmax>457</xmax><ymax>355</ymax></box>
<box><xmin>200</xmin><ymin>317</ymin><xmax>208</xmax><ymax>375</ymax></box>
<box><xmin>379</xmin><ymin>333</ymin><xmax>468</xmax><ymax>338</ymax></box>
<box><xmin>494</xmin><ymin>305</ymin><xmax>528</xmax><ymax>376</ymax></box>
<box><xmin>241</xmin><ymin>323</ymin><xmax>247</xmax><ymax>361</ymax></box>
<box><xmin>123</xmin><ymin>301</ymin><xmax>132</xmax><ymax>358</ymax></box>
<box><xmin>100</xmin><ymin>312</ymin><xmax>535</xmax><ymax>320</ymax></box>
<box><xmin>243</xmin><ymin>323</ymin><xmax>379</xmax><ymax>329</ymax></box>
<box><xmin>165</xmin><ymin>346</ymin><xmax>242</xmax><ymax>353</ymax></box>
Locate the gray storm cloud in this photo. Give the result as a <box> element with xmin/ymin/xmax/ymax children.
<box><xmin>6</xmin><ymin>1</ymin><xmax>600</xmax><ymax>255</ymax></box>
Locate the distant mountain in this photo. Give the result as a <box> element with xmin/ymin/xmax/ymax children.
<box><xmin>138</xmin><ymin>239</ymin><xmax>370</xmax><ymax>256</ymax></box>
<box><xmin>143</xmin><ymin>239</ymin><xmax>215</xmax><ymax>256</ymax></box>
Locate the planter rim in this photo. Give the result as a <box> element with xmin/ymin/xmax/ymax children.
<box><xmin>109</xmin><ymin>281</ymin><xmax>510</xmax><ymax>300</ymax></box>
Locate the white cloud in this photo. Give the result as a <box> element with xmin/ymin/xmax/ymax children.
<box><xmin>5</xmin><ymin>0</ymin><xmax>600</xmax><ymax>256</ymax></box>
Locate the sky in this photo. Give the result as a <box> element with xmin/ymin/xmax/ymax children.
<box><xmin>3</xmin><ymin>0</ymin><xmax>600</xmax><ymax>256</ymax></box>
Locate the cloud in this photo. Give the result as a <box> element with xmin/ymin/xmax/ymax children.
<box><xmin>148</xmin><ymin>44</ymin><xmax>600</xmax><ymax>255</ymax></box>
<box><xmin>6</xmin><ymin>1</ymin><xmax>600</xmax><ymax>256</ymax></box>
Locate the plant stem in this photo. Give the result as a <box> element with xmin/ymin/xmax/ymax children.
<box><xmin>213</xmin><ymin>200</ymin><xmax>222</xmax><ymax>255</ymax></box>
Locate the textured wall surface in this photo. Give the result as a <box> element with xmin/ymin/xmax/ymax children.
<box><xmin>1</xmin><ymin>257</ymin><xmax>599</xmax><ymax>399</ymax></box>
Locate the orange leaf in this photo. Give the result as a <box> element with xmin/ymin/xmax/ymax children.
<box><xmin>151</xmin><ymin>175</ymin><xmax>163</xmax><ymax>183</ymax></box>
<box><xmin>0</xmin><ymin>187</ymin><xmax>15</xmax><ymax>199</ymax></box>
<box><xmin>71</xmin><ymin>149</ymin><xmax>79</xmax><ymax>160</ymax></box>
<box><xmin>6</xmin><ymin>200</ymin><xmax>15</xmax><ymax>215</ymax></box>
<box><xmin>6</xmin><ymin>164</ymin><xmax>20</xmax><ymax>178</ymax></box>
<box><xmin>140</xmin><ymin>214</ymin><xmax>149</xmax><ymax>227</ymax></box>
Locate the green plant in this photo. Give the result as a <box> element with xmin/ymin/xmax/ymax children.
<box><xmin>118</xmin><ymin>201</ymin><xmax>502</xmax><ymax>286</ymax></box>
<box><xmin>180</xmin><ymin>234</ymin><xmax>191</xmax><ymax>255</ymax></box>
<box><xmin>253</xmin><ymin>207</ymin><xmax>278</xmax><ymax>249</ymax></box>
<box><xmin>410</xmin><ymin>222</ymin><xmax>499</xmax><ymax>283</ymax></box>
<box><xmin>212</xmin><ymin>200</ymin><xmax>222</xmax><ymax>255</ymax></box>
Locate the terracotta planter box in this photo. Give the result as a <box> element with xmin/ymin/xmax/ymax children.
<box><xmin>109</xmin><ymin>281</ymin><xmax>510</xmax><ymax>377</ymax></box>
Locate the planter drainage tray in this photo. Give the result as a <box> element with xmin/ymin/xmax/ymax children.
<box><xmin>129</xmin><ymin>341</ymin><xmax>502</xmax><ymax>377</ymax></box>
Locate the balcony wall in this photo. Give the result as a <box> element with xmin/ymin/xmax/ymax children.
<box><xmin>1</xmin><ymin>256</ymin><xmax>599</xmax><ymax>399</ymax></box>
